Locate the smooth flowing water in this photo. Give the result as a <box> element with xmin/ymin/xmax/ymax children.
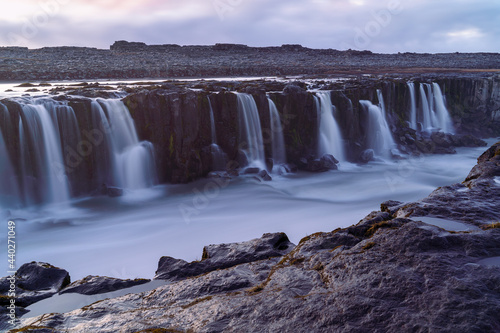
<box><xmin>416</xmin><ymin>83</ymin><xmax>454</xmax><ymax>133</ymax></box>
<box><xmin>316</xmin><ymin>91</ymin><xmax>345</xmax><ymax>161</ymax></box>
<box><xmin>97</xmin><ymin>99</ymin><xmax>157</xmax><ymax>189</ymax></box>
<box><xmin>236</xmin><ymin>93</ymin><xmax>266</xmax><ymax>169</ymax></box>
<box><xmin>268</xmin><ymin>97</ymin><xmax>287</xmax><ymax>165</ymax></box>
<box><xmin>359</xmin><ymin>92</ymin><xmax>396</xmax><ymax>159</ymax></box>
<box><xmin>1</xmin><ymin>142</ymin><xmax>493</xmax><ymax>281</ymax></box>
<box><xmin>208</xmin><ymin>97</ymin><xmax>227</xmax><ymax>171</ymax></box>
<box><xmin>408</xmin><ymin>82</ymin><xmax>417</xmax><ymax>130</ymax></box>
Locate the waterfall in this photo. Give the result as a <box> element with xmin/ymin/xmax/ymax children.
<box><xmin>432</xmin><ymin>83</ymin><xmax>455</xmax><ymax>134</ymax></box>
<box><xmin>208</xmin><ymin>96</ymin><xmax>227</xmax><ymax>171</ymax></box>
<box><xmin>408</xmin><ymin>82</ymin><xmax>417</xmax><ymax>130</ymax></box>
<box><xmin>268</xmin><ymin>97</ymin><xmax>286</xmax><ymax>165</ymax></box>
<box><xmin>360</xmin><ymin>91</ymin><xmax>396</xmax><ymax>159</ymax></box>
<box><xmin>97</xmin><ymin>99</ymin><xmax>157</xmax><ymax>190</ymax></box>
<box><xmin>18</xmin><ymin>101</ymin><xmax>71</xmax><ymax>205</ymax></box>
<box><xmin>417</xmin><ymin>83</ymin><xmax>454</xmax><ymax>133</ymax></box>
<box><xmin>236</xmin><ymin>93</ymin><xmax>266</xmax><ymax>169</ymax></box>
<box><xmin>419</xmin><ymin>84</ymin><xmax>433</xmax><ymax>131</ymax></box>
<box><xmin>0</xmin><ymin>126</ymin><xmax>20</xmax><ymax>209</ymax></box>
<box><xmin>315</xmin><ymin>91</ymin><xmax>345</xmax><ymax>161</ymax></box>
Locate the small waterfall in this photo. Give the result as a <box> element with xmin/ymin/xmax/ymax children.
<box><xmin>417</xmin><ymin>83</ymin><xmax>454</xmax><ymax>133</ymax></box>
<box><xmin>407</xmin><ymin>82</ymin><xmax>417</xmax><ymax>130</ymax></box>
<box><xmin>268</xmin><ymin>97</ymin><xmax>286</xmax><ymax>165</ymax></box>
<box><xmin>19</xmin><ymin>101</ymin><xmax>71</xmax><ymax>205</ymax></box>
<box><xmin>315</xmin><ymin>91</ymin><xmax>345</xmax><ymax>161</ymax></box>
<box><xmin>0</xmin><ymin>126</ymin><xmax>20</xmax><ymax>209</ymax></box>
<box><xmin>360</xmin><ymin>91</ymin><xmax>396</xmax><ymax>159</ymax></box>
<box><xmin>236</xmin><ymin>93</ymin><xmax>266</xmax><ymax>169</ymax></box>
<box><xmin>97</xmin><ymin>99</ymin><xmax>157</xmax><ymax>190</ymax></box>
<box><xmin>432</xmin><ymin>83</ymin><xmax>455</xmax><ymax>134</ymax></box>
<box><xmin>208</xmin><ymin>97</ymin><xmax>227</xmax><ymax>171</ymax></box>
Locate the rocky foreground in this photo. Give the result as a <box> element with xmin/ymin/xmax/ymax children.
<box><xmin>1</xmin><ymin>41</ymin><xmax>500</xmax><ymax>81</ymax></box>
<box><xmin>1</xmin><ymin>143</ymin><xmax>499</xmax><ymax>332</ymax></box>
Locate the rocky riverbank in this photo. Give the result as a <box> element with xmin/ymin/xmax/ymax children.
<box><xmin>1</xmin><ymin>41</ymin><xmax>500</xmax><ymax>81</ymax></box>
<box><xmin>3</xmin><ymin>141</ymin><xmax>499</xmax><ymax>332</ymax></box>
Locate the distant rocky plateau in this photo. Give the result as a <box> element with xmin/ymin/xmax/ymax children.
<box><xmin>0</xmin><ymin>41</ymin><xmax>500</xmax><ymax>81</ymax></box>
<box><xmin>2</xmin><ymin>141</ymin><xmax>499</xmax><ymax>332</ymax></box>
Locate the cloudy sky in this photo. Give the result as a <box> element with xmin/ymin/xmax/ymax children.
<box><xmin>1</xmin><ymin>0</ymin><xmax>499</xmax><ymax>53</ymax></box>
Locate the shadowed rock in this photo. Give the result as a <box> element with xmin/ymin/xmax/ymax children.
<box><xmin>154</xmin><ymin>233</ymin><xmax>294</xmax><ymax>281</ymax></box>
<box><xmin>60</xmin><ymin>276</ymin><xmax>150</xmax><ymax>295</ymax></box>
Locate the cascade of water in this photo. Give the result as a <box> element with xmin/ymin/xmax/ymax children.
<box><xmin>407</xmin><ymin>82</ymin><xmax>417</xmax><ymax>130</ymax></box>
<box><xmin>236</xmin><ymin>93</ymin><xmax>266</xmax><ymax>169</ymax></box>
<box><xmin>419</xmin><ymin>84</ymin><xmax>433</xmax><ymax>131</ymax></box>
<box><xmin>416</xmin><ymin>82</ymin><xmax>454</xmax><ymax>133</ymax></box>
<box><xmin>316</xmin><ymin>91</ymin><xmax>345</xmax><ymax>161</ymax></box>
<box><xmin>432</xmin><ymin>83</ymin><xmax>455</xmax><ymax>134</ymax></box>
<box><xmin>97</xmin><ymin>99</ymin><xmax>157</xmax><ymax>190</ymax></box>
<box><xmin>18</xmin><ymin>101</ymin><xmax>71</xmax><ymax>205</ymax></box>
<box><xmin>207</xmin><ymin>97</ymin><xmax>227</xmax><ymax>171</ymax></box>
<box><xmin>360</xmin><ymin>92</ymin><xmax>396</xmax><ymax>159</ymax></box>
<box><xmin>267</xmin><ymin>97</ymin><xmax>286</xmax><ymax>165</ymax></box>
<box><xmin>0</xmin><ymin>126</ymin><xmax>20</xmax><ymax>209</ymax></box>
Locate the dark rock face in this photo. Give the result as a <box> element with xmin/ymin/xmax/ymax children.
<box><xmin>155</xmin><ymin>233</ymin><xmax>294</xmax><ymax>281</ymax></box>
<box><xmin>465</xmin><ymin>141</ymin><xmax>500</xmax><ymax>185</ymax></box>
<box><xmin>60</xmin><ymin>276</ymin><xmax>150</xmax><ymax>295</ymax></box>
<box><xmin>123</xmin><ymin>89</ymin><xmax>229</xmax><ymax>184</ymax></box>
<box><xmin>0</xmin><ymin>262</ymin><xmax>70</xmax><ymax>308</ymax></box>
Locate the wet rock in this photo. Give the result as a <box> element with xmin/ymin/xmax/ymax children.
<box><xmin>60</xmin><ymin>276</ymin><xmax>150</xmax><ymax>295</ymax></box>
<box><xmin>265</xmin><ymin>158</ymin><xmax>274</xmax><ymax>171</ymax></box>
<box><xmin>305</xmin><ymin>154</ymin><xmax>339</xmax><ymax>172</ymax></box>
<box><xmin>95</xmin><ymin>184</ymin><xmax>123</xmax><ymax>197</ymax></box>
<box><xmin>155</xmin><ymin>233</ymin><xmax>294</xmax><ymax>281</ymax></box>
<box><xmin>0</xmin><ymin>262</ymin><xmax>70</xmax><ymax>308</ymax></box>
<box><xmin>464</xmin><ymin>141</ymin><xmax>500</xmax><ymax>186</ymax></box>
<box><xmin>360</xmin><ymin>149</ymin><xmax>375</xmax><ymax>163</ymax></box>
<box><xmin>430</xmin><ymin>131</ymin><xmax>453</xmax><ymax>148</ymax></box>
<box><xmin>258</xmin><ymin>170</ymin><xmax>272</xmax><ymax>181</ymax></box>
<box><xmin>243</xmin><ymin>167</ymin><xmax>260</xmax><ymax>174</ymax></box>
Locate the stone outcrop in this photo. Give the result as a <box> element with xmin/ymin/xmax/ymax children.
<box><xmin>155</xmin><ymin>233</ymin><xmax>294</xmax><ymax>281</ymax></box>
<box><xmin>10</xmin><ymin>142</ymin><xmax>500</xmax><ymax>332</ymax></box>
<box><xmin>60</xmin><ymin>276</ymin><xmax>150</xmax><ymax>295</ymax></box>
<box><xmin>0</xmin><ymin>262</ymin><xmax>69</xmax><ymax>314</ymax></box>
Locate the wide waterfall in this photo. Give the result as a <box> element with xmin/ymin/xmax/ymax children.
<box><xmin>315</xmin><ymin>91</ymin><xmax>345</xmax><ymax>161</ymax></box>
<box><xmin>208</xmin><ymin>97</ymin><xmax>227</xmax><ymax>171</ymax></box>
<box><xmin>268</xmin><ymin>97</ymin><xmax>286</xmax><ymax>165</ymax></box>
<box><xmin>96</xmin><ymin>99</ymin><xmax>157</xmax><ymax>190</ymax></box>
<box><xmin>236</xmin><ymin>93</ymin><xmax>266</xmax><ymax>169</ymax></box>
<box><xmin>359</xmin><ymin>90</ymin><xmax>396</xmax><ymax>159</ymax></box>
<box><xmin>413</xmin><ymin>82</ymin><xmax>454</xmax><ymax>133</ymax></box>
